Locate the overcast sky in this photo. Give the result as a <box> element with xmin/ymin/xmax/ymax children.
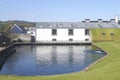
<box><xmin>0</xmin><ymin>0</ymin><xmax>120</xmax><ymax>22</ymax></box>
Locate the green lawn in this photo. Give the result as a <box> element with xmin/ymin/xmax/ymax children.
<box><xmin>0</xmin><ymin>41</ymin><xmax>120</xmax><ymax>80</ymax></box>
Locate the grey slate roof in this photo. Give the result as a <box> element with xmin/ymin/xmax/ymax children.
<box><xmin>36</xmin><ymin>22</ymin><xmax>120</xmax><ymax>29</ymax></box>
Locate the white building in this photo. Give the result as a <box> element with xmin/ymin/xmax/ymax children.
<box><xmin>35</xmin><ymin>19</ymin><xmax>120</xmax><ymax>44</ymax></box>
<box><xmin>36</xmin><ymin>22</ymin><xmax>91</xmax><ymax>43</ymax></box>
<box><xmin>27</xmin><ymin>27</ymin><xmax>35</xmax><ymax>36</ymax></box>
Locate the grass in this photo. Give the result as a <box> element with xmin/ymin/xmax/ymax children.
<box><xmin>0</xmin><ymin>41</ymin><xmax>120</xmax><ymax>80</ymax></box>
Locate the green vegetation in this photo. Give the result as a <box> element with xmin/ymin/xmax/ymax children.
<box><xmin>91</xmin><ymin>28</ymin><xmax>120</xmax><ymax>42</ymax></box>
<box><xmin>0</xmin><ymin>41</ymin><xmax>120</xmax><ymax>80</ymax></box>
<box><xmin>0</xmin><ymin>20</ymin><xmax>36</xmax><ymax>32</ymax></box>
<box><xmin>5</xmin><ymin>20</ymin><xmax>36</xmax><ymax>27</ymax></box>
<box><xmin>0</xmin><ymin>20</ymin><xmax>36</xmax><ymax>39</ymax></box>
<box><xmin>0</xmin><ymin>22</ymin><xmax>10</xmax><ymax>32</ymax></box>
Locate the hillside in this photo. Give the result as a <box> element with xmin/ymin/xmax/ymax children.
<box><xmin>0</xmin><ymin>20</ymin><xmax>36</xmax><ymax>32</ymax></box>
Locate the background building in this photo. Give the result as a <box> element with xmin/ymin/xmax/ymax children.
<box><xmin>36</xmin><ymin>18</ymin><xmax>120</xmax><ymax>43</ymax></box>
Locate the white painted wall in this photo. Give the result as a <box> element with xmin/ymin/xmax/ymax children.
<box><xmin>36</xmin><ymin>28</ymin><xmax>91</xmax><ymax>42</ymax></box>
<box><xmin>74</xmin><ymin>29</ymin><xmax>85</xmax><ymax>41</ymax></box>
<box><xmin>56</xmin><ymin>29</ymin><xmax>68</xmax><ymax>41</ymax></box>
<box><xmin>36</xmin><ymin>29</ymin><xmax>51</xmax><ymax>41</ymax></box>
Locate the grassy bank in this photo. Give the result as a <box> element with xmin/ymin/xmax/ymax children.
<box><xmin>0</xmin><ymin>41</ymin><xmax>120</xmax><ymax>80</ymax></box>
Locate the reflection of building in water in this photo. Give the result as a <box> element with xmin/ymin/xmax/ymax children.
<box><xmin>56</xmin><ymin>46</ymin><xmax>69</xmax><ymax>65</ymax></box>
<box><xmin>50</xmin><ymin>46</ymin><xmax>57</xmax><ymax>65</ymax></box>
<box><xmin>72</xmin><ymin>46</ymin><xmax>86</xmax><ymax>66</ymax></box>
<box><xmin>35</xmin><ymin>46</ymin><xmax>89</xmax><ymax>66</ymax></box>
<box><xmin>35</xmin><ymin>46</ymin><xmax>52</xmax><ymax>66</ymax></box>
<box><xmin>68</xmin><ymin>46</ymin><xmax>74</xmax><ymax>66</ymax></box>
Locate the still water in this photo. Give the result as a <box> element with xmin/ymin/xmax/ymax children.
<box><xmin>0</xmin><ymin>45</ymin><xmax>106</xmax><ymax>76</ymax></box>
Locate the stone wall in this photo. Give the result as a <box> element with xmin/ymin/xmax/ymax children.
<box><xmin>11</xmin><ymin>34</ymin><xmax>31</xmax><ymax>42</ymax></box>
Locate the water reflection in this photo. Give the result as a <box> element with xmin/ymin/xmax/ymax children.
<box><xmin>68</xmin><ymin>46</ymin><xmax>73</xmax><ymax>66</ymax></box>
<box><xmin>51</xmin><ymin>46</ymin><xmax>57</xmax><ymax>65</ymax></box>
<box><xmin>0</xmin><ymin>45</ymin><xmax>106</xmax><ymax>76</ymax></box>
<box><xmin>35</xmin><ymin>46</ymin><xmax>88</xmax><ymax>67</ymax></box>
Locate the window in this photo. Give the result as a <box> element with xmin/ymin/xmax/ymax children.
<box><xmin>52</xmin><ymin>29</ymin><xmax>57</xmax><ymax>36</ymax></box>
<box><xmin>110</xmin><ymin>33</ymin><xmax>114</xmax><ymax>36</ymax></box>
<box><xmin>69</xmin><ymin>38</ymin><xmax>73</xmax><ymax>41</ymax></box>
<box><xmin>102</xmin><ymin>32</ymin><xmax>106</xmax><ymax>36</ymax></box>
<box><xmin>85</xmin><ymin>29</ymin><xmax>90</xmax><ymax>35</ymax></box>
<box><xmin>110</xmin><ymin>33</ymin><xmax>114</xmax><ymax>40</ymax></box>
<box><xmin>85</xmin><ymin>39</ymin><xmax>89</xmax><ymax>41</ymax></box>
<box><xmin>68</xmin><ymin>29</ymin><xmax>74</xmax><ymax>36</ymax></box>
<box><xmin>52</xmin><ymin>39</ymin><xmax>57</xmax><ymax>41</ymax></box>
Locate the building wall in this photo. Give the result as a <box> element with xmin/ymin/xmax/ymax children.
<box><xmin>27</xmin><ymin>31</ymin><xmax>35</xmax><ymax>36</ymax></box>
<box><xmin>36</xmin><ymin>29</ymin><xmax>51</xmax><ymax>41</ymax></box>
<box><xmin>36</xmin><ymin>28</ymin><xmax>91</xmax><ymax>42</ymax></box>
<box><xmin>11</xmin><ymin>34</ymin><xmax>31</xmax><ymax>42</ymax></box>
<box><xmin>91</xmin><ymin>28</ymin><xmax>120</xmax><ymax>42</ymax></box>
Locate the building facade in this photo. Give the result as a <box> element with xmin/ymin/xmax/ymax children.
<box><xmin>27</xmin><ymin>27</ymin><xmax>35</xmax><ymax>36</ymax></box>
<box><xmin>36</xmin><ymin>28</ymin><xmax>90</xmax><ymax>42</ymax></box>
<box><xmin>36</xmin><ymin>19</ymin><xmax>120</xmax><ymax>43</ymax></box>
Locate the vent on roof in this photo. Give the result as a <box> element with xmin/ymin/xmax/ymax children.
<box><xmin>98</xmin><ymin>19</ymin><xmax>102</xmax><ymax>23</ymax></box>
<box><xmin>85</xmin><ymin>19</ymin><xmax>90</xmax><ymax>23</ymax></box>
<box><xmin>110</xmin><ymin>19</ymin><xmax>116</xmax><ymax>23</ymax></box>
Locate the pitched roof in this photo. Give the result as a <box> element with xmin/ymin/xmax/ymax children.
<box><xmin>36</xmin><ymin>22</ymin><xmax>120</xmax><ymax>29</ymax></box>
<box><xmin>9</xmin><ymin>24</ymin><xmax>26</xmax><ymax>33</ymax></box>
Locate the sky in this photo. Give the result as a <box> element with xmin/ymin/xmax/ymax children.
<box><xmin>0</xmin><ymin>0</ymin><xmax>120</xmax><ymax>22</ymax></box>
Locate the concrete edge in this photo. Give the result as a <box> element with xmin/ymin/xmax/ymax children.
<box><xmin>12</xmin><ymin>42</ymin><xmax>91</xmax><ymax>45</ymax></box>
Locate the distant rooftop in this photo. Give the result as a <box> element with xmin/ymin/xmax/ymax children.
<box><xmin>36</xmin><ymin>19</ymin><xmax>120</xmax><ymax>28</ymax></box>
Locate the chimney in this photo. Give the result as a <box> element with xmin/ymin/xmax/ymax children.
<box><xmin>85</xmin><ymin>19</ymin><xmax>90</xmax><ymax>23</ymax></box>
<box><xmin>115</xmin><ymin>15</ymin><xmax>119</xmax><ymax>23</ymax></box>
<box><xmin>98</xmin><ymin>19</ymin><xmax>102</xmax><ymax>23</ymax></box>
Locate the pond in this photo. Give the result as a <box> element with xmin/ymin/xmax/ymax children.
<box><xmin>0</xmin><ymin>45</ymin><xmax>106</xmax><ymax>76</ymax></box>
